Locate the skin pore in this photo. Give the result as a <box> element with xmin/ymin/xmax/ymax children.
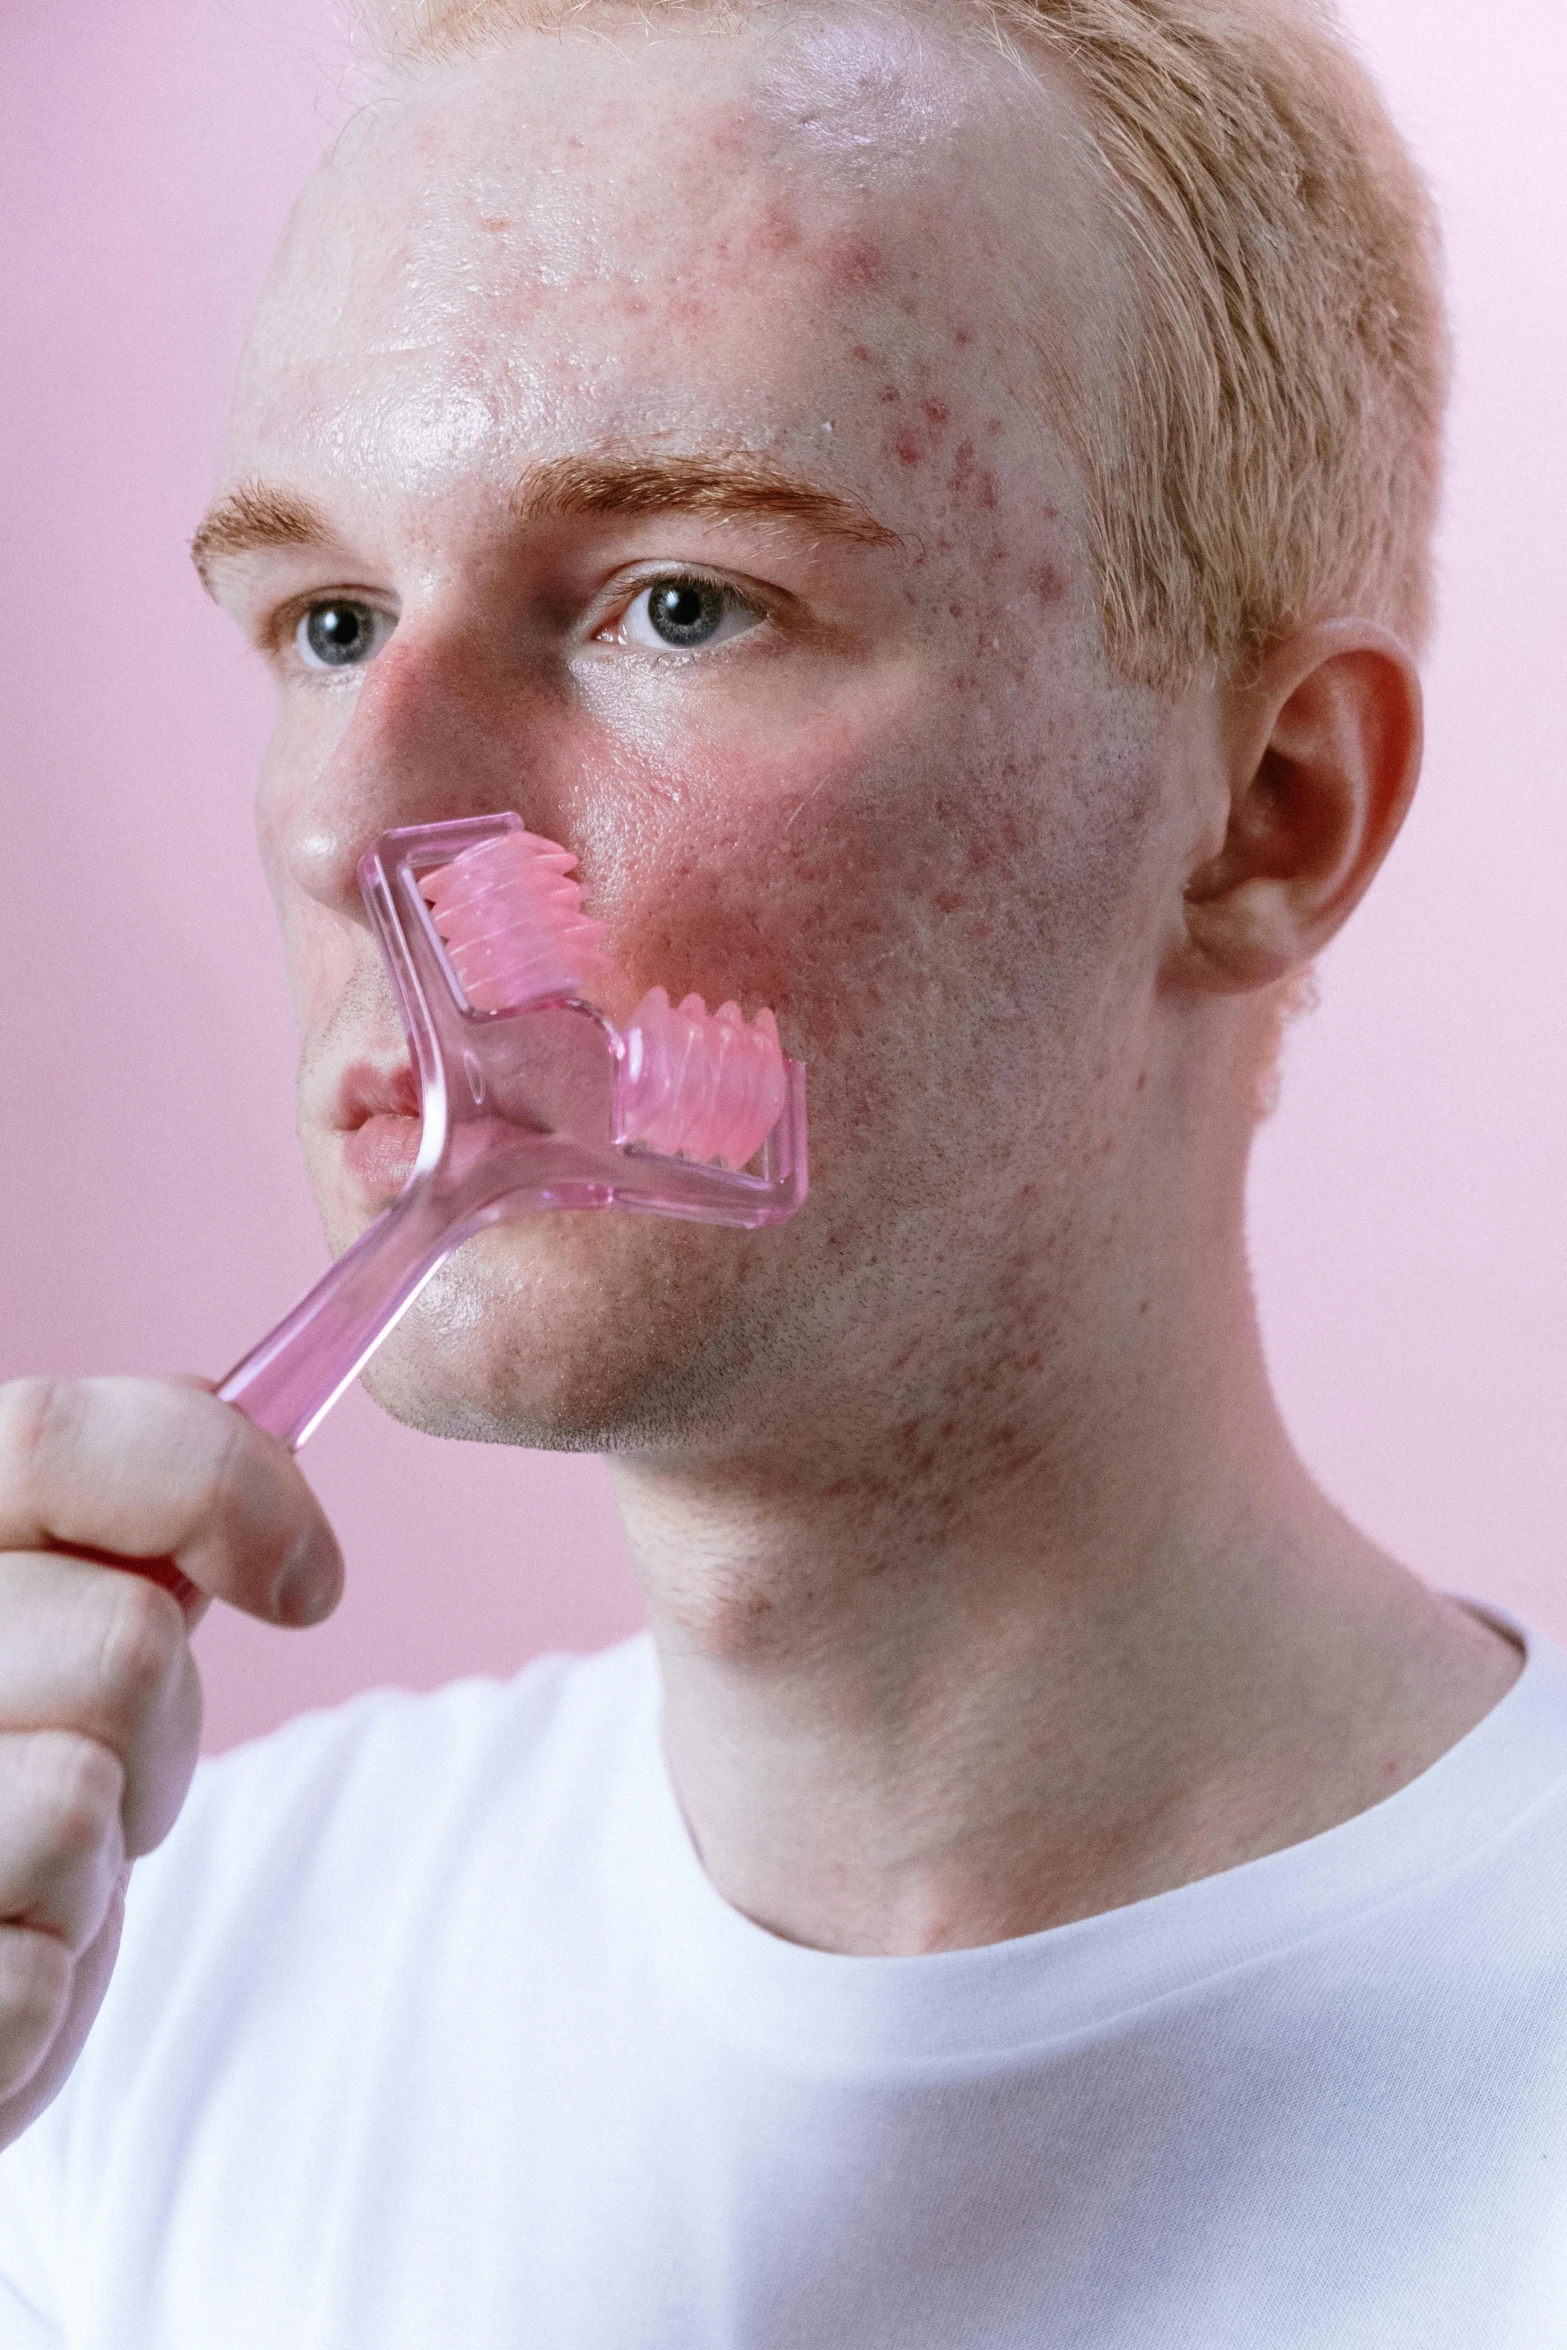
<box><xmin>198</xmin><ymin>5</ymin><xmax>1517</xmax><ymax>1956</ymax></box>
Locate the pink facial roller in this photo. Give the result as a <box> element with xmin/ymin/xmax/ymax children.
<box><xmin>216</xmin><ymin>812</ymin><xmax>807</xmax><ymax>1451</ymax></box>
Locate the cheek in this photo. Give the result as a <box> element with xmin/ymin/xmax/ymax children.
<box><xmin>559</xmin><ymin>650</ymin><xmax>1134</xmax><ymax>1094</ymax></box>
<box><xmin>562</xmin><ymin>704</ymin><xmax>947</xmax><ymax>1057</ymax></box>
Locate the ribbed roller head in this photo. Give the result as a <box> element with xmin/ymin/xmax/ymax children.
<box><xmin>420</xmin><ymin>831</ymin><xmax>608</xmax><ymax>1011</ymax></box>
<box><xmin>618</xmin><ymin>986</ymin><xmax>786</xmax><ymax>1170</ymax></box>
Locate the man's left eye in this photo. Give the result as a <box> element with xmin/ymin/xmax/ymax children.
<box><xmin>606</xmin><ymin>576</ymin><xmax>762</xmax><ymax>652</ymax></box>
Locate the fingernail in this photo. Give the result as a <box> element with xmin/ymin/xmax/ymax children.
<box><xmin>276</xmin><ymin>1532</ymin><xmax>339</xmax><ymax>1628</ymax></box>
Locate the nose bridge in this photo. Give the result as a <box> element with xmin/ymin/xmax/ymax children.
<box><xmin>285</xmin><ymin>631</ymin><xmax>556</xmax><ymax>917</ymax></box>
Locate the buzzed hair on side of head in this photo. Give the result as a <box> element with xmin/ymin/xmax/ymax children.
<box><xmin>354</xmin><ymin>0</ymin><xmax>1447</xmax><ymax>695</ymax></box>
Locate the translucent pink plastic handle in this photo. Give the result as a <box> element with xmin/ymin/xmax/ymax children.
<box><xmin>216</xmin><ymin>1188</ymin><xmax>454</xmax><ymax>1451</ymax></box>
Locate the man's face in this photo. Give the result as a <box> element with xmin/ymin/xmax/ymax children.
<box><xmin>204</xmin><ymin>12</ymin><xmax>1190</xmax><ymax>1467</ymax></box>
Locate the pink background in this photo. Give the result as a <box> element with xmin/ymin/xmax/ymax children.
<box><xmin>1</xmin><ymin>1</ymin><xmax>1562</xmax><ymax>1753</ymax></box>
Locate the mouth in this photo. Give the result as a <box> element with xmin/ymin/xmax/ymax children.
<box><xmin>331</xmin><ymin>1057</ymin><xmax>423</xmax><ymax>1201</ymax></box>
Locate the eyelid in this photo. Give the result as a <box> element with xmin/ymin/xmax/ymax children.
<box><xmin>586</xmin><ymin>563</ymin><xmax>780</xmax><ymax>646</ymax></box>
<box><xmin>260</xmin><ymin>588</ymin><xmax>399</xmax><ymax>666</ymax></box>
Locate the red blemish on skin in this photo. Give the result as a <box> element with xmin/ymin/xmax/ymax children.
<box><xmin>823</xmin><ymin>232</ymin><xmax>884</xmax><ymax>291</ymax></box>
<box><xmin>954</xmin><ymin>326</ymin><xmax>971</xmax><ymax>346</ymax></box>
<box><xmin>922</xmin><ymin>401</ymin><xmax>950</xmax><ymax>428</ymax></box>
<box><xmin>851</xmin><ymin>344</ymin><xmax>874</xmax><ymax>365</ymax></box>
<box><xmin>948</xmin><ymin>439</ymin><xmax>975</xmax><ymax>493</ymax></box>
<box><xmin>932</xmin><ymin>888</ymin><xmax>966</xmax><ymax>914</ymax></box>
<box><xmin>1032</xmin><ymin>564</ymin><xmax>1066</xmax><ymax>606</ymax></box>
<box><xmin>618</xmin><ymin>292</ymin><xmax>651</xmax><ymax>317</ymax></box>
<box><xmin>879</xmin><ymin>385</ymin><xmax>901</xmax><ymax>404</ymax></box>
<box><xmin>478</xmin><ymin>216</ymin><xmax>511</xmax><ymax>234</ymax></box>
<box><xmin>978</xmin><ymin>472</ymin><xmax>999</xmax><ymax>510</ymax></box>
<box><xmin>894</xmin><ymin>429</ymin><xmax>923</xmax><ymax>466</ymax></box>
<box><xmin>755</xmin><ymin>201</ymin><xmax>803</xmax><ymax>256</ymax></box>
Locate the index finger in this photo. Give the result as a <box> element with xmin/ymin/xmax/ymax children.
<box><xmin>0</xmin><ymin>1379</ymin><xmax>343</xmax><ymax>1627</ymax></box>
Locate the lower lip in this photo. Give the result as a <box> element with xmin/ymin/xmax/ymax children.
<box><xmin>342</xmin><ymin>1113</ymin><xmax>422</xmax><ymax>1199</ymax></box>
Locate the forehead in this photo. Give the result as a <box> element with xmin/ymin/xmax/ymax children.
<box><xmin>229</xmin><ymin>12</ymin><xmax>1102</xmax><ymax>502</ymax></box>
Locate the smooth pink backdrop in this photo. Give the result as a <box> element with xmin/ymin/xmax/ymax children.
<box><xmin>1</xmin><ymin>0</ymin><xmax>1563</xmax><ymax>1752</ymax></box>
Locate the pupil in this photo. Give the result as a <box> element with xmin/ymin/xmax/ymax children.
<box><xmin>306</xmin><ymin>604</ymin><xmax>367</xmax><ymax>665</ymax></box>
<box><xmin>647</xmin><ymin>579</ymin><xmax>725</xmax><ymax>646</ymax></box>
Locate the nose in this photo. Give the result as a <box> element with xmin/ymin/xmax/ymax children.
<box><xmin>277</xmin><ymin>629</ymin><xmax>576</xmax><ymax>919</ymax></box>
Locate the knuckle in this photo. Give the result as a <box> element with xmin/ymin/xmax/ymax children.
<box><xmin>20</xmin><ymin>1736</ymin><xmax>122</xmax><ymax>1866</ymax></box>
<box><xmin>0</xmin><ymin>1929</ymin><xmax>71</xmax><ymax>2079</ymax></box>
<box><xmin>85</xmin><ymin>1571</ymin><xmax>185</xmax><ymax>1721</ymax></box>
<box><xmin>0</xmin><ymin>1376</ymin><xmax>83</xmax><ymax>1512</ymax></box>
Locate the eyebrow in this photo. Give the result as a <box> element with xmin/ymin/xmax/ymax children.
<box><xmin>190</xmin><ymin>483</ymin><xmax>335</xmax><ymax>591</ymax></box>
<box><xmin>512</xmin><ymin>454</ymin><xmax>900</xmax><ymax>548</ymax></box>
<box><xmin>190</xmin><ymin>452</ymin><xmax>899</xmax><ymax>593</ymax></box>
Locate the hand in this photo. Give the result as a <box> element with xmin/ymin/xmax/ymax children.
<box><xmin>0</xmin><ymin>1376</ymin><xmax>342</xmax><ymax>2145</ymax></box>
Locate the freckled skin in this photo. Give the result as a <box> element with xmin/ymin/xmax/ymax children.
<box><xmin>205</xmin><ymin>9</ymin><xmax>1517</xmax><ymax>1956</ymax></box>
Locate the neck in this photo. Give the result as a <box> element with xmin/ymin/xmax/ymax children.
<box><xmin>610</xmin><ymin>1201</ymin><xmax>1515</xmax><ymax>1957</ymax></box>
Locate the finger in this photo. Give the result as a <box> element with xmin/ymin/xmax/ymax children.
<box><xmin>0</xmin><ymin>1870</ymin><xmax>127</xmax><ymax>2135</ymax></box>
<box><xmin>0</xmin><ymin>1926</ymin><xmax>73</xmax><ymax>2106</ymax></box>
<box><xmin>0</xmin><ymin>1377</ymin><xmax>343</xmax><ymax>1626</ymax></box>
<box><xmin>0</xmin><ymin>1554</ymin><xmax>202</xmax><ymax>1854</ymax></box>
<box><xmin>0</xmin><ymin>1733</ymin><xmax>125</xmax><ymax>1953</ymax></box>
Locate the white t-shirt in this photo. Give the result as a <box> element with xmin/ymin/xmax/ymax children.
<box><xmin>2</xmin><ymin>1617</ymin><xmax>1567</xmax><ymax>2346</ymax></box>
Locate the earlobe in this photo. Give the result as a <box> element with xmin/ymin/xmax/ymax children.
<box><xmin>1171</xmin><ymin>620</ymin><xmax>1423</xmax><ymax>995</ymax></box>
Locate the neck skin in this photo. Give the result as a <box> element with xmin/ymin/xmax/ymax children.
<box><xmin>610</xmin><ymin>999</ymin><xmax>1518</xmax><ymax>1959</ymax></box>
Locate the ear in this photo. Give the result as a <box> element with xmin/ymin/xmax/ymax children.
<box><xmin>1171</xmin><ymin>620</ymin><xmax>1423</xmax><ymax>993</ymax></box>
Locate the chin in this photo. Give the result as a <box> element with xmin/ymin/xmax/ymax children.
<box><xmin>354</xmin><ymin>1209</ymin><xmax>784</xmax><ymax>1455</ymax></box>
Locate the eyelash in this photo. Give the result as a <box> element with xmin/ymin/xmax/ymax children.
<box><xmin>594</xmin><ymin>570</ymin><xmax>768</xmax><ymax>654</ymax></box>
<box><xmin>264</xmin><ymin>594</ymin><xmax>393</xmax><ymax>671</ymax></box>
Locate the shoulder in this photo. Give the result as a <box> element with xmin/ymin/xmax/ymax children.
<box><xmin>176</xmin><ymin>1631</ymin><xmax>655</xmax><ymax>1841</ymax></box>
<box><xmin>152</xmin><ymin>1630</ymin><xmax>659</xmax><ymax>1908</ymax></box>
<box><xmin>90</xmin><ymin>1633</ymin><xmax>661</xmax><ymax>2072</ymax></box>
<box><xmin>0</xmin><ymin>1638</ymin><xmax>663</xmax><ymax>2331</ymax></box>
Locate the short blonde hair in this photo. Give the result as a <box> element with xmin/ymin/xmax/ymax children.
<box><xmin>356</xmin><ymin>0</ymin><xmax>1448</xmax><ymax>692</ymax></box>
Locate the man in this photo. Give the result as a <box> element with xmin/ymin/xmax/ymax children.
<box><xmin>0</xmin><ymin>0</ymin><xmax>1560</xmax><ymax>2340</ymax></box>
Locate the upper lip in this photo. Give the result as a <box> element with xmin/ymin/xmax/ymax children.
<box><xmin>327</xmin><ymin>1056</ymin><xmax>422</xmax><ymax>1134</ymax></box>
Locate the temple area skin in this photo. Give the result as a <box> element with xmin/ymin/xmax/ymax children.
<box><xmin>0</xmin><ymin>6</ymin><xmax>1559</xmax><ymax>2345</ymax></box>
